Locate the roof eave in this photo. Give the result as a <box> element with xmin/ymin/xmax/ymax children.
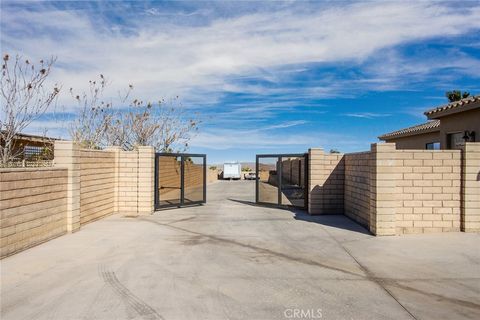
<box><xmin>424</xmin><ymin>101</ymin><xmax>480</xmax><ymax>119</ymax></box>
<box><xmin>378</xmin><ymin>125</ymin><xmax>440</xmax><ymax>141</ymax></box>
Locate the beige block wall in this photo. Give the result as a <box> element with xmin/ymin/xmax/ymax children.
<box><xmin>56</xmin><ymin>142</ymin><xmax>154</xmax><ymax>219</ymax></box>
<box><xmin>117</xmin><ymin>147</ymin><xmax>154</xmax><ymax>215</ymax></box>
<box><xmin>281</xmin><ymin>158</ymin><xmax>305</xmax><ymax>186</ymax></box>
<box><xmin>0</xmin><ymin>168</ymin><xmax>68</xmax><ymax>258</ymax></box>
<box><xmin>54</xmin><ymin>141</ymin><xmax>81</xmax><ymax>232</ymax></box>
<box><xmin>138</xmin><ymin>147</ymin><xmax>154</xmax><ymax>214</ymax></box>
<box><xmin>117</xmin><ymin>151</ymin><xmax>139</xmax><ymax>214</ymax></box>
<box><xmin>79</xmin><ymin>149</ymin><xmax>115</xmax><ymax>225</ymax></box>
<box><xmin>308</xmin><ymin>149</ymin><xmax>344</xmax><ymax>214</ymax></box>
<box><xmin>207</xmin><ymin>169</ymin><xmax>218</xmax><ymax>183</ymax></box>
<box><xmin>309</xmin><ymin>142</ymin><xmax>478</xmax><ymax>236</ymax></box>
<box><xmin>2</xmin><ymin>142</ymin><xmax>156</xmax><ymax>258</ymax></box>
<box><xmin>394</xmin><ymin>149</ymin><xmax>461</xmax><ymax>234</ymax></box>
<box><xmin>462</xmin><ymin>142</ymin><xmax>480</xmax><ymax>232</ymax></box>
<box><xmin>344</xmin><ymin>151</ymin><xmax>372</xmax><ymax>228</ymax></box>
<box><xmin>369</xmin><ymin>143</ymin><xmax>397</xmax><ymax>236</ymax></box>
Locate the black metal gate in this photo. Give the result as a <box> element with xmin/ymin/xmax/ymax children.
<box><xmin>256</xmin><ymin>153</ymin><xmax>308</xmax><ymax>209</ymax></box>
<box><xmin>155</xmin><ymin>153</ymin><xmax>207</xmax><ymax>209</ymax></box>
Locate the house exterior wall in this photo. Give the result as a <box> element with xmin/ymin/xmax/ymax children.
<box><xmin>382</xmin><ymin>106</ymin><xmax>479</xmax><ymax>150</ymax></box>
<box><xmin>438</xmin><ymin>108</ymin><xmax>480</xmax><ymax>149</ymax></box>
<box><xmin>384</xmin><ymin>131</ymin><xmax>440</xmax><ymax>150</ymax></box>
<box><xmin>0</xmin><ymin>167</ymin><xmax>68</xmax><ymax>258</ymax></box>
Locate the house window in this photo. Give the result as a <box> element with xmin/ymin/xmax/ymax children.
<box><xmin>447</xmin><ymin>132</ymin><xmax>464</xmax><ymax>149</ymax></box>
<box><xmin>426</xmin><ymin>142</ymin><xmax>440</xmax><ymax>150</ymax></box>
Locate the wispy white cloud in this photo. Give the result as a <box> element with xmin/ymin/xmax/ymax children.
<box><xmin>2</xmin><ymin>1</ymin><xmax>480</xmax><ymax>157</ymax></box>
<box><xmin>2</xmin><ymin>1</ymin><xmax>480</xmax><ymax>109</ymax></box>
<box><xmin>344</xmin><ymin>112</ymin><xmax>391</xmax><ymax>119</ymax></box>
<box><xmin>260</xmin><ymin>120</ymin><xmax>308</xmax><ymax>130</ymax></box>
<box><xmin>191</xmin><ymin>127</ymin><xmax>358</xmax><ymax>151</ymax></box>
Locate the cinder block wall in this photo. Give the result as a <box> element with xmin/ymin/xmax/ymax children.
<box><xmin>308</xmin><ymin>149</ymin><xmax>344</xmax><ymax>214</ymax></box>
<box><xmin>344</xmin><ymin>151</ymin><xmax>372</xmax><ymax>228</ymax></box>
<box><xmin>1</xmin><ymin>142</ymin><xmax>156</xmax><ymax>258</ymax></box>
<box><xmin>117</xmin><ymin>150</ymin><xmax>140</xmax><ymax>214</ymax></box>
<box><xmin>79</xmin><ymin>149</ymin><xmax>115</xmax><ymax>225</ymax></box>
<box><xmin>113</xmin><ymin>147</ymin><xmax>154</xmax><ymax>216</ymax></box>
<box><xmin>55</xmin><ymin>142</ymin><xmax>155</xmax><ymax>222</ymax></box>
<box><xmin>281</xmin><ymin>158</ymin><xmax>304</xmax><ymax>186</ymax></box>
<box><xmin>308</xmin><ymin>142</ymin><xmax>480</xmax><ymax>236</ymax></box>
<box><xmin>137</xmin><ymin>147</ymin><xmax>154</xmax><ymax>214</ymax></box>
<box><xmin>0</xmin><ymin>168</ymin><xmax>68</xmax><ymax>258</ymax></box>
<box><xmin>462</xmin><ymin>143</ymin><xmax>480</xmax><ymax>232</ymax></box>
<box><xmin>394</xmin><ymin>149</ymin><xmax>461</xmax><ymax>234</ymax></box>
<box><xmin>207</xmin><ymin>169</ymin><xmax>218</xmax><ymax>183</ymax></box>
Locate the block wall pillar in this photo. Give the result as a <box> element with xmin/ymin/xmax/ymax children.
<box><xmin>137</xmin><ymin>146</ymin><xmax>155</xmax><ymax>214</ymax></box>
<box><xmin>370</xmin><ymin>143</ymin><xmax>397</xmax><ymax>236</ymax></box>
<box><xmin>105</xmin><ymin>146</ymin><xmax>121</xmax><ymax>213</ymax></box>
<box><xmin>54</xmin><ymin>141</ymin><xmax>81</xmax><ymax>233</ymax></box>
<box><xmin>462</xmin><ymin>142</ymin><xmax>480</xmax><ymax>232</ymax></box>
<box><xmin>308</xmin><ymin>148</ymin><xmax>325</xmax><ymax>214</ymax></box>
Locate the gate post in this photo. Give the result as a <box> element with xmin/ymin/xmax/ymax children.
<box><xmin>137</xmin><ymin>146</ymin><xmax>155</xmax><ymax>214</ymax></box>
<box><xmin>54</xmin><ymin>141</ymin><xmax>81</xmax><ymax>233</ymax></box>
<box><xmin>105</xmin><ymin>146</ymin><xmax>121</xmax><ymax>214</ymax></box>
<box><xmin>461</xmin><ymin>142</ymin><xmax>480</xmax><ymax>232</ymax></box>
<box><xmin>308</xmin><ymin>148</ymin><xmax>325</xmax><ymax>214</ymax></box>
<box><xmin>369</xmin><ymin>143</ymin><xmax>397</xmax><ymax>236</ymax></box>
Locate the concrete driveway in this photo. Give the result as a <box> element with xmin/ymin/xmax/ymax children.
<box><xmin>1</xmin><ymin>180</ymin><xmax>479</xmax><ymax>320</ymax></box>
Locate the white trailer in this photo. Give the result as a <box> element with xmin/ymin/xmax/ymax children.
<box><xmin>223</xmin><ymin>162</ymin><xmax>242</xmax><ymax>180</ymax></box>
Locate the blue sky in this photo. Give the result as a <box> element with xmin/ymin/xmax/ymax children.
<box><xmin>2</xmin><ymin>0</ymin><xmax>480</xmax><ymax>164</ymax></box>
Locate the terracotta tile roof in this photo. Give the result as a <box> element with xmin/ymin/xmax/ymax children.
<box><xmin>424</xmin><ymin>95</ymin><xmax>480</xmax><ymax>118</ymax></box>
<box><xmin>378</xmin><ymin>120</ymin><xmax>440</xmax><ymax>140</ymax></box>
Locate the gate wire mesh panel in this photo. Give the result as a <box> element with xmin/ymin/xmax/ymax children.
<box><xmin>183</xmin><ymin>156</ymin><xmax>206</xmax><ymax>204</ymax></box>
<box><xmin>155</xmin><ymin>153</ymin><xmax>206</xmax><ymax>209</ymax></box>
<box><xmin>157</xmin><ymin>155</ymin><xmax>182</xmax><ymax>207</ymax></box>
<box><xmin>257</xmin><ymin>157</ymin><xmax>279</xmax><ymax>205</ymax></box>
<box><xmin>280</xmin><ymin>156</ymin><xmax>306</xmax><ymax>208</ymax></box>
<box><xmin>256</xmin><ymin>153</ymin><xmax>307</xmax><ymax>209</ymax></box>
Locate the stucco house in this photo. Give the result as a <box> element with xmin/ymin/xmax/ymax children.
<box><xmin>379</xmin><ymin>95</ymin><xmax>479</xmax><ymax>149</ymax></box>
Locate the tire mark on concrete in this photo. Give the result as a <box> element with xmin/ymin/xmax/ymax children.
<box><xmin>98</xmin><ymin>265</ymin><xmax>163</xmax><ymax>320</ymax></box>
<box><xmin>139</xmin><ymin>217</ymin><xmax>364</xmax><ymax>278</ymax></box>
<box><xmin>139</xmin><ymin>215</ymin><xmax>480</xmax><ymax>316</ymax></box>
<box><xmin>164</xmin><ymin>216</ymin><xmax>196</xmax><ymax>225</ymax></box>
<box><xmin>317</xmin><ymin>226</ymin><xmax>418</xmax><ymax>319</ymax></box>
<box><xmin>380</xmin><ymin>279</ymin><xmax>480</xmax><ymax>311</ymax></box>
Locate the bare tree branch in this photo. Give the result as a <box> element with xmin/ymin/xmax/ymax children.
<box><xmin>68</xmin><ymin>74</ymin><xmax>113</xmax><ymax>149</ymax></box>
<box><xmin>0</xmin><ymin>53</ymin><xmax>60</xmax><ymax>164</ymax></box>
<box><xmin>69</xmin><ymin>76</ymin><xmax>199</xmax><ymax>151</ymax></box>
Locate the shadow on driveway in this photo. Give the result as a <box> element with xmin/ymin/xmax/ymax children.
<box><xmin>228</xmin><ymin>198</ymin><xmax>371</xmax><ymax>235</ymax></box>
